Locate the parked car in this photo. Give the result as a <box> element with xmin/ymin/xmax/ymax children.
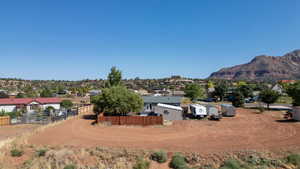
<box><xmin>201</xmin><ymin>98</ymin><xmax>217</xmax><ymax>102</ymax></box>
<box><xmin>245</xmin><ymin>96</ymin><xmax>259</xmax><ymax>103</ymax></box>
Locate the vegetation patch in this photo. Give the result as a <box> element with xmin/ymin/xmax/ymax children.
<box><xmin>150</xmin><ymin>150</ymin><xmax>168</xmax><ymax>163</ymax></box>
<box><xmin>10</xmin><ymin>148</ymin><xmax>24</xmax><ymax>157</ymax></box>
<box><xmin>133</xmin><ymin>157</ymin><xmax>150</xmax><ymax>169</ymax></box>
<box><xmin>63</xmin><ymin>164</ymin><xmax>77</xmax><ymax>169</ymax></box>
<box><xmin>36</xmin><ymin>148</ymin><xmax>48</xmax><ymax>157</ymax></box>
<box><xmin>219</xmin><ymin>159</ymin><xmax>250</xmax><ymax>169</ymax></box>
<box><xmin>170</xmin><ymin>153</ymin><xmax>189</xmax><ymax>169</ymax></box>
<box><xmin>286</xmin><ymin>154</ymin><xmax>300</xmax><ymax>167</ymax></box>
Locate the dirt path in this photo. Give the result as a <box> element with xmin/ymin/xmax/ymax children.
<box><xmin>28</xmin><ymin>109</ymin><xmax>300</xmax><ymax>154</ymax></box>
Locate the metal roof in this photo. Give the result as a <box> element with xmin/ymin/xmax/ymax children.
<box><xmin>157</xmin><ymin>103</ymin><xmax>183</xmax><ymax>111</ymax></box>
<box><xmin>0</xmin><ymin>98</ymin><xmax>62</xmax><ymax>105</ymax></box>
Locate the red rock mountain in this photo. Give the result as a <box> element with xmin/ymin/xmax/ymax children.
<box><xmin>209</xmin><ymin>50</ymin><xmax>300</xmax><ymax>81</ymax></box>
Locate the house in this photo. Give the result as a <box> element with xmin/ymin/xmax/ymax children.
<box><xmin>279</xmin><ymin>80</ymin><xmax>297</xmax><ymax>84</ymax></box>
<box><xmin>154</xmin><ymin>103</ymin><xmax>183</xmax><ymax>121</ymax></box>
<box><xmin>134</xmin><ymin>89</ymin><xmax>150</xmax><ymax>96</ymax></box>
<box><xmin>0</xmin><ymin>98</ymin><xmax>62</xmax><ymax>113</ymax></box>
<box><xmin>143</xmin><ymin>96</ymin><xmax>182</xmax><ymax>112</ymax></box>
<box><xmin>8</xmin><ymin>92</ymin><xmax>18</xmax><ymax>99</ymax></box>
<box><xmin>272</xmin><ymin>84</ymin><xmax>283</xmax><ymax>94</ymax></box>
<box><xmin>89</xmin><ymin>90</ymin><xmax>101</xmax><ymax>97</ymax></box>
<box><xmin>171</xmin><ymin>90</ymin><xmax>185</xmax><ymax>97</ymax></box>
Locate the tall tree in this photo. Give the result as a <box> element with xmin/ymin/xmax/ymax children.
<box><xmin>92</xmin><ymin>86</ymin><xmax>143</xmax><ymax>115</ymax></box>
<box><xmin>259</xmin><ymin>89</ymin><xmax>280</xmax><ymax>110</ymax></box>
<box><xmin>60</xmin><ymin>100</ymin><xmax>74</xmax><ymax>110</ymax></box>
<box><xmin>231</xmin><ymin>90</ymin><xmax>245</xmax><ymax>107</ymax></box>
<box><xmin>213</xmin><ymin>82</ymin><xmax>228</xmax><ymax>101</ymax></box>
<box><xmin>106</xmin><ymin>66</ymin><xmax>122</xmax><ymax>87</ymax></box>
<box><xmin>184</xmin><ymin>83</ymin><xmax>205</xmax><ymax>101</ymax></box>
<box><xmin>238</xmin><ymin>85</ymin><xmax>253</xmax><ymax>98</ymax></box>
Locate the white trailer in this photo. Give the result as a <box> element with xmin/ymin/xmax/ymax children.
<box><xmin>221</xmin><ymin>104</ymin><xmax>236</xmax><ymax>117</ymax></box>
<box><xmin>190</xmin><ymin>104</ymin><xmax>207</xmax><ymax>118</ymax></box>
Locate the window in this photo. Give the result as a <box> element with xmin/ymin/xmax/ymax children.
<box><xmin>163</xmin><ymin>110</ymin><xmax>169</xmax><ymax>115</ymax></box>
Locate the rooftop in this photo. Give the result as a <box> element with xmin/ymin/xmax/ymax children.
<box><xmin>0</xmin><ymin>98</ymin><xmax>62</xmax><ymax>105</ymax></box>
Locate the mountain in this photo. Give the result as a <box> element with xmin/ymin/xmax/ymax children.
<box><xmin>209</xmin><ymin>50</ymin><xmax>300</xmax><ymax>81</ymax></box>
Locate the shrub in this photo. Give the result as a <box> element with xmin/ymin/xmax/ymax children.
<box><xmin>36</xmin><ymin>149</ymin><xmax>47</xmax><ymax>157</ymax></box>
<box><xmin>170</xmin><ymin>153</ymin><xmax>189</xmax><ymax>169</ymax></box>
<box><xmin>150</xmin><ymin>150</ymin><xmax>167</xmax><ymax>163</ymax></box>
<box><xmin>10</xmin><ymin>148</ymin><xmax>24</xmax><ymax>157</ymax></box>
<box><xmin>63</xmin><ymin>164</ymin><xmax>76</xmax><ymax>169</ymax></box>
<box><xmin>133</xmin><ymin>157</ymin><xmax>150</xmax><ymax>169</ymax></box>
<box><xmin>220</xmin><ymin>159</ymin><xmax>250</xmax><ymax>169</ymax></box>
<box><xmin>258</xmin><ymin>105</ymin><xmax>265</xmax><ymax>113</ymax></box>
<box><xmin>286</xmin><ymin>154</ymin><xmax>300</xmax><ymax>166</ymax></box>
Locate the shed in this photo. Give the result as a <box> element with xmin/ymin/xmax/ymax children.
<box><xmin>154</xmin><ymin>103</ymin><xmax>183</xmax><ymax>121</ymax></box>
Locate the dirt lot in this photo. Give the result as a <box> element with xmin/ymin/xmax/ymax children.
<box><xmin>28</xmin><ymin>109</ymin><xmax>300</xmax><ymax>154</ymax></box>
<box><xmin>0</xmin><ymin>124</ymin><xmax>41</xmax><ymax>141</ymax></box>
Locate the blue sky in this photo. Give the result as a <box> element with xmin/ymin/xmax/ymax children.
<box><xmin>0</xmin><ymin>0</ymin><xmax>299</xmax><ymax>80</ymax></box>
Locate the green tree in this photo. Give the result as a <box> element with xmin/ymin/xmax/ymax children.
<box><xmin>16</xmin><ymin>93</ymin><xmax>25</xmax><ymax>98</ymax></box>
<box><xmin>207</xmin><ymin>81</ymin><xmax>214</xmax><ymax>88</ymax></box>
<box><xmin>259</xmin><ymin>89</ymin><xmax>280</xmax><ymax>109</ymax></box>
<box><xmin>231</xmin><ymin>90</ymin><xmax>245</xmax><ymax>107</ymax></box>
<box><xmin>286</xmin><ymin>82</ymin><xmax>300</xmax><ymax>106</ymax></box>
<box><xmin>24</xmin><ymin>86</ymin><xmax>38</xmax><ymax>98</ymax></box>
<box><xmin>60</xmin><ymin>100</ymin><xmax>73</xmax><ymax>110</ymax></box>
<box><xmin>236</xmin><ymin>81</ymin><xmax>247</xmax><ymax>87</ymax></box>
<box><xmin>106</xmin><ymin>66</ymin><xmax>122</xmax><ymax>87</ymax></box>
<box><xmin>213</xmin><ymin>82</ymin><xmax>228</xmax><ymax>101</ymax></box>
<box><xmin>92</xmin><ymin>86</ymin><xmax>143</xmax><ymax>115</ymax></box>
<box><xmin>45</xmin><ymin>106</ymin><xmax>55</xmax><ymax>113</ymax></box>
<box><xmin>238</xmin><ymin>85</ymin><xmax>253</xmax><ymax>98</ymax></box>
<box><xmin>184</xmin><ymin>83</ymin><xmax>205</xmax><ymax>101</ymax></box>
<box><xmin>40</xmin><ymin>88</ymin><xmax>53</xmax><ymax>97</ymax></box>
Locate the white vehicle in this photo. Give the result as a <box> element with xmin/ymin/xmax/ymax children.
<box><xmin>190</xmin><ymin>104</ymin><xmax>207</xmax><ymax>118</ymax></box>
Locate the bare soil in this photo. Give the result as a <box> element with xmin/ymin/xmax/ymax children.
<box><xmin>28</xmin><ymin>109</ymin><xmax>300</xmax><ymax>154</ymax></box>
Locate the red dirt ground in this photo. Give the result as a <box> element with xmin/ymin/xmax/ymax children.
<box><xmin>28</xmin><ymin>109</ymin><xmax>300</xmax><ymax>154</ymax></box>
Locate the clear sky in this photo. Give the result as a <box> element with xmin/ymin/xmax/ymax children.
<box><xmin>0</xmin><ymin>0</ymin><xmax>300</xmax><ymax>80</ymax></box>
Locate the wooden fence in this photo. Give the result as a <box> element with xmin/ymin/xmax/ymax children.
<box><xmin>98</xmin><ymin>116</ymin><xmax>163</xmax><ymax>126</ymax></box>
<box><xmin>78</xmin><ymin>105</ymin><xmax>94</xmax><ymax>115</ymax></box>
<box><xmin>0</xmin><ymin>116</ymin><xmax>11</xmax><ymax>126</ymax></box>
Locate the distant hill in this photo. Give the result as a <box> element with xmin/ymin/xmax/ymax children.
<box><xmin>209</xmin><ymin>49</ymin><xmax>300</xmax><ymax>81</ymax></box>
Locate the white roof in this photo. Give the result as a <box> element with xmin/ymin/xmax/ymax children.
<box><xmin>190</xmin><ymin>104</ymin><xmax>206</xmax><ymax>108</ymax></box>
<box><xmin>157</xmin><ymin>103</ymin><xmax>183</xmax><ymax>111</ymax></box>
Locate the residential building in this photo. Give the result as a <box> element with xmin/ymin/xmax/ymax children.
<box><xmin>0</xmin><ymin>98</ymin><xmax>62</xmax><ymax>113</ymax></box>
<box><xmin>272</xmin><ymin>84</ymin><xmax>283</xmax><ymax>94</ymax></box>
<box><xmin>143</xmin><ymin>96</ymin><xmax>182</xmax><ymax>112</ymax></box>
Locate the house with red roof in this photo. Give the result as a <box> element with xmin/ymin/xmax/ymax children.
<box><xmin>0</xmin><ymin>98</ymin><xmax>62</xmax><ymax>113</ymax></box>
